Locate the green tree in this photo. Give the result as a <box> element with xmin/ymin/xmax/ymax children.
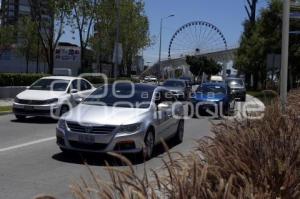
<box><xmin>186</xmin><ymin>55</ymin><xmax>222</xmax><ymax>78</ymax></box>
<box><xmin>70</xmin><ymin>0</ymin><xmax>100</xmax><ymax>72</ymax></box>
<box><xmin>90</xmin><ymin>0</ymin><xmax>151</xmax><ymax>77</ymax></box>
<box><xmin>235</xmin><ymin>0</ymin><xmax>300</xmax><ymax>90</ymax></box>
<box><xmin>16</xmin><ymin>17</ymin><xmax>39</xmax><ymax>73</ymax></box>
<box><xmin>28</xmin><ymin>0</ymin><xmax>72</xmax><ymax>74</ymax></box>
<box><xmin>0</xmin><ymin>25</ymin><xmax>15</xmax><ymax>57</ymax></box>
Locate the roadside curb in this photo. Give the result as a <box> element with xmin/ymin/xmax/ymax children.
<box><xmin>0</xmin><ymin>112</ymin><xmax>12</xmax><ymax>116</ymax></box>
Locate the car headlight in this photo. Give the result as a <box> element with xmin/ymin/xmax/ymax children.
<box><xmin>45</xmin><ymin>98</ymin><xmax>59</xmax><ymax>104</ymax></box>
<box><xmin>14</xmin><ymin>97</ymin><xmax>20</xmax><ymax>103</ymax></box>
<box><xmin>118</xmin><ymin>123</ymin><xmax>142</xmax><ymax>134</ymax></box>
<box><xmin>57</xmin><ymin>119</ymin><xmax>66</xmax><ymax>130</ymax></box>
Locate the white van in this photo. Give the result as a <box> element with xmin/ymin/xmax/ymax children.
<box><xmin>210</xmin><ymin>76</ymin><xmax>223</xmax><ymax>83</ymax></box>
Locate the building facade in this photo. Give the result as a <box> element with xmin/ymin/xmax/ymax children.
<box><xmin>1</xmin><ymin>0</ymin><xmax>31</xmax><ymax>26</ymax></box>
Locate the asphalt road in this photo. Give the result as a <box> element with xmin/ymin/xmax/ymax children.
<box><xmin>0</xmin><ymin>114</ymin><xmax>213</xmax><ymax>199</ymax></box>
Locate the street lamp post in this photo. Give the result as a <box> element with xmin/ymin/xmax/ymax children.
<box><xmin>158</xmin><ymin>14</ymin><xmax>175</xmax><ymax>80</ymax></box>
<box><xmin>280</xmin><ymin>0</ymin><xmax>290</xmax><ymax>112</ymax></box>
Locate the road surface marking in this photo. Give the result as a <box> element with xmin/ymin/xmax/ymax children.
<box><xmin>0</xmin><ymin>137</ymin><xmax>55</xmax><ymax>153</ymax></box>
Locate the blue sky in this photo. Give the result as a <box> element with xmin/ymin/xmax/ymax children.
<box><xmin>60</xmin><ymin>0</ymin><xmax>267</xmax><ymax>65</ymax></box>
<box><xmin>142</xmin><ymin>0</ymin><xmax>267</xmax><ymax>65</ymax></box>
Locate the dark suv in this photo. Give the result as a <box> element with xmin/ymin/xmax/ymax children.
<box><xmin>225</xmin><ymin>78</ymin><xmax>246</xmax><ymax>101</ymax></box>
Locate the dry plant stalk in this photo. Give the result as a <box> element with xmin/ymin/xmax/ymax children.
<box><xmin>68</xmin><ymin>90</ymin><xmax>300</xmax><ymax>199</ymax></box>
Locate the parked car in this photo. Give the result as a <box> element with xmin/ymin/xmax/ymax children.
<box><xmin>225</xmin><ymin>77</ymin><xmax>246</xmax><ymax>101</ymax></box>
<box><xmin>190</xmin><ymin>82</ymin><xmax>231</xmax><ymax>116</ymax></box>
<box><xmin>13</xmin><ymin>76</ymin><xmax>96</xmax><ymax>120</ymax></box>
<box><xmin>142</xmin><ymin>76</ymin><xmax>159</xmax><ymax>85</ymax></box>
<box><xmin>179</xmin><ymin>76</ymin><xmax>193</xmax><ymax>86</ymax></box>
<box><xmin>163</xmin><ymin>79</ymin><xmax>191</xmax><ymax>100</ymax></box>
<box><xmin>56</xmin><ymin>83</ymin><xmax>184</xmax><ymax>160</ymax></box>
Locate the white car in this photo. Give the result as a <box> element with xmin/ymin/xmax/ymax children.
<box><xmin>13</xmin><ymin>76</ymin><xmax>96</xmax><ymax>120</ymax></box>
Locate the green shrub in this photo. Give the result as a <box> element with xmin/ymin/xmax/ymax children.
<box><xmin>0</xmin><ymin>73</ymin><xmax>48</xmax><ymax>87</ymax></box>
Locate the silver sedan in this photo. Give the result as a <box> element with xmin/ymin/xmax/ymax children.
<box><xmin>56</xmin><ymin>83</ymin><xmax>185</xmax><ymax>160</ymax></box>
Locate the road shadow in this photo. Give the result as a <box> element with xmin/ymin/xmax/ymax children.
<box><xmin>11</xmin><ymin>117</ymin><xmax>57</xmax><ymax>124</ymax></box>
<box><xmin>52</xmin><ymin>138</ymin><xmax>179</xmax><ymax>167</ymax></box>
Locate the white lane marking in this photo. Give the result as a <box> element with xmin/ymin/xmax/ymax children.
<box><xmin>0</xmin><ymin>137</ymin><xmax>56</xmax><ymax>153</ymax></box>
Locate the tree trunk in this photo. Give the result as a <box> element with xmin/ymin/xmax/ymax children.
<box><xmin>81</xmin><ymin>47</ymin><xmax>85</xmax><ymax>73</ymax></box>
<box><xmin>26</xmin><ymin>55</ymin><xmax>29</xmax><ymax>73</ymax></box>
<box><xmin>48</xmin><ymin>46</ymin><xmax>54</xmax><ymax>74</ymax></box>
<box><xmin>36</xmin><ymin>39</ymin><xmax>40</xmax><ymax>73</ymax></box>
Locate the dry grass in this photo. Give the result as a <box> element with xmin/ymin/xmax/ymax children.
<box><xmin>61</xmin><ymin>91</ymin><xmax>300</xmax><ymax>199</ymax></box>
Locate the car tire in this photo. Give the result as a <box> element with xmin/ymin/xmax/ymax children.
<box><xmin>174</xmin><ymin>120</ymin><xmax>184</xmax><ymax>144</ymax></box>
<box><xmin>242</xmin><ymin>95</ymin><xmax>246</xmax><ymax>102</ymax></box>
<box><xmin>15</xmin><ymin>115</ymin><xmax>26</xmax><ymax>120</ymax></box>
<box><xmin>143</xmin><ymin>130</ymin><xmax>155</xmax><ymax>160</ymax></box>
<box><xmin>59</xmin><ymin>105</ymin><xmax>70</xmax><ymax>116</ymax></box>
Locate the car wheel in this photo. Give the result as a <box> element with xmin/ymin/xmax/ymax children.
<box><xmin>60</xmin><ymin>105</ymin><xmax>69</xmax><ymax>116</ymax></box>
<box><xmin>143</xmin><ymin>130</ymin><xmax>155</xmax><ymax>160</ymax></box>
<box><xmin>174</xmin><ymin>120</ymin><xmax>184</xmax><ymax>144</ymax></box>
<box><xmin>242</xmin><ymin>96</ymin><xmax>246</xmax><ymax>102</ymax></box>
<box><xmin>15</xmin><ymin>115</ymin><xmax>26</xmax><ymax>120</ymax></box>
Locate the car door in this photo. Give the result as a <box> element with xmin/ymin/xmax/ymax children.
<box><xmin>68</xmin><ymin>80</ymin><xmax>81</xmax><ymax>106</ymax></box>
<box><xmin>78</xmin><ymin>79</ymin><xmax>95</xmax><ymax>99</ymax></box>
<box><xmin>155</xmin><ymin>90</ymin><xmax>174</xmax><ymax>139</ymax></box>
<box><xmin>164</xmin><ymin>91</ymin><xmax>181</xmax><ymax>137</ymax></box>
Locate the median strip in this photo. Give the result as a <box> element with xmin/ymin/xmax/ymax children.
<box><xmin>0</xmin><ymin>137</ymin><xmax>55</xmax><ymax>153</ymax></box>
<box><xmin>0</xmin><ymin>106</ymin><xmax>12</xmax><ymax>114</ymax></box>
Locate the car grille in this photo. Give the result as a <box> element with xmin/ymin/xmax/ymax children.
<box><xmin>13</xmin><ymin>108</ymin><xmax>50</xmax><ymax>115</ymax></box>
<box><xmin>18</xmin><ymin>99</ymin><xmax>47</xmax><ymax>105</ymax></box>
<box><xmin>69</xmin><ymin>141</ymin><xmax>107</xmax><ymax>151</ymax></box>
<box><xmin>66</xmin><ymin>122</ymin><xmax>116</xmax><ymax>134</ymax></box>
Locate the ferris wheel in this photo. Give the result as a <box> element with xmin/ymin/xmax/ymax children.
<box><xmin>168</xmin><ymin>21</ymin><xmax>228</xmax><ymax>58</ymax></box>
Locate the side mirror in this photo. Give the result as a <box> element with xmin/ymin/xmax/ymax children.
<box><xmin>70</xmin><ymin>89</ymin><xmax>78</xmax><ymax>94</ymax></box>
<box><xmin>75</xmin><ymin>97</ymin><xmax>84</xmax><ymax>104</ymax></box>
<box><xmin>157</xmin><ymin>102</ymin><xmax>169</xmax><ymax>110</ymax></box>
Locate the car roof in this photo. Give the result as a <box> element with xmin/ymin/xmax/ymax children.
<box><xmin>202</xmin><ymin>82</ymin><xmax>227</xmax><ymax>87</ymax></box>
<box><xmin>226</xmin><ymin>77</ymin><xmax>244</xmax><ymax>80</ymax></box>
<box><xmin>41</xmin><ymin>76</ymin><xmax>81</xmax><ymax>81</ymax></box>
<box><xmin>102</xmin><ymin>83</ymin><xmax>157</xmax><ymax>91</ymax></box>
<box><xmin>164</xmin><ymin>79</ymin><xmax>186</xmax><ymax>82</ymax></box>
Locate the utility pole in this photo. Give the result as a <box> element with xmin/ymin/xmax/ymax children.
<box><xmin>280</xmin><ymin>0</ymin><xmax>290</xmax><ymax>112</ymax></box>
<box><xmin>158</xmin><ymin>18</ymin><xmax>163</xmax><ymax>79</ymax></box>
<box><xmin>158</xmin><ymin>14</ymin><xmax>174</xmax><ymax>80</ymax></box>
<box><xmin>114</xmin><ymin>0</ymin><xmax>120</xmax><ymax>78</ymax></box>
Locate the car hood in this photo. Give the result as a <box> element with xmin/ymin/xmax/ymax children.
<box><xmin>17</xmin><ymin>90</ymin><xmax>66</xmax><ymax>100</ymax></box>
<box><xmin>193</xmin><ymin>93</ymin><xmax>226</xmax><ymax>102</ymax></box>
<box><xmin>164</xmin><ymin>86</ymin><xmax>184</xmax><ymax>92</ymax></box>
<box><xmin>63</xmin><ymin>104</ymin><xmax>149</xmax><ymax>126</ymax></box>
<box><xmin>229</xmin><ymin>85</ymin><xmax>245</xmax><ymax>90</ymax></box>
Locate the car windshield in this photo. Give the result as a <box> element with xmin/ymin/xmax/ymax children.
<box><xmin>84</xmin><ymin>84</ymin><xmax>154</xmax><ymax>108</ymax></box>
<box><xmin>197</xmin><ymin>85</ymin><xmax>226</xmax><ymax>94</ymax></box>
<box><xmin>163</xmin><ymin>80</ymin><xmax>185</xmax><ymax>87</ymax></box>
<box><xmin>227</xmin><ymin>79</ymin><xmax>244</xmax><ymax>87</ymax></box>
<box><xmin>29</xmin><ymin>79</ymin><xmax>70</xmax><ymax>91</ymax></box>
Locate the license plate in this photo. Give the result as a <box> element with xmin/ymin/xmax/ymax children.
<box><xmin>24</xmin><ymin>106</ymin><xmax>34</xmax><ymax>110</ymax></box>
<box><xmin>78</xmin><ymin>134</ymin><xmax>95</xmax><ymax>144</ymax></box>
